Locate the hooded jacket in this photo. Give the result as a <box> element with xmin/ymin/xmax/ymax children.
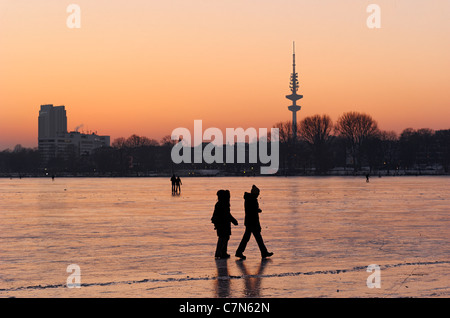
<box><xmin>243</xmin><ymin>192</ymin><xmax>262</xmax><ymax>231</ymax></box>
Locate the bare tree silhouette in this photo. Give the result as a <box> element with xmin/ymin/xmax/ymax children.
<box><xmin>299</xmin><ymin>114</ymin><xmax>334</xmax><ymax>173</ymax></box>
<box><xmin>335</xmin><ymin>111</ymin><xmax>380</xmax><ymax>171</ymax></box>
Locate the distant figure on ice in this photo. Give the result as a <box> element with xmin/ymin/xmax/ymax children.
<box><xmin>170</xmin><ymin>174</ymin><xmax>176</xmax><ymax>194</ymax></box>
<box><xmin>235</xmin><ymin>185</ymin><xmax>273</xmax><ymax>260</ymax></box>
<box><xmin>175</xmin><ymin>176</ymin><xmax>182</xmax><ymax>193</ymax></box>
<box><xmin>366</xmin><ymin>174</ymin><xmax>370</xmax><ymax>183</ymax></box>
<box><xmin>211</xmin><ymin>190</ymin><xmax>238</xmax><ymax>259</ymax></box>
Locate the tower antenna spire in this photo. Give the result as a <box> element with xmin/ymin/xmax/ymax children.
<box><xmin>292</xmin><ymin>41</ymin><xmax>296</xmax><ymax>76</ymax></box>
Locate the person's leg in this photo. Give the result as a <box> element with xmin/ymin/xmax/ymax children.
<box><xmin>221</xmin><ymin>236</ymin><xmax>230</xmax><ymax>258</ymax></box>
<box><xmin>236</xmin><ymin>228</ymin><xmax>251</xmax><ymax>256</ymax></box>
<box><xmin>216</xmin><ymin>236</ymin><xmax>230</xmax><ymax>258</ymax></box>
<box><xmin>215</xmin><ymin>237</ymin><xmax>223</xmax><ymax>258</ymax></box>
<box><xmin>253</xmin><ymin>230</ymin><xmax>269</xmax><ymax>257</ymax></box>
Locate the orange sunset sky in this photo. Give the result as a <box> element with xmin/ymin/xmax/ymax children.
<box><xmin>0</xmin><ymin>0</ymin><xmax>449</xmax><ymax>149</ymax></box>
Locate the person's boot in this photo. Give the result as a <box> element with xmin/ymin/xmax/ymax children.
<box><xmin>235</xmin><ymin>252</ymin><xmax>246</xmax><ymax>260</ymax></box>
<box><xmin>261</xmin><ymin>252</ymin><xmax>273</xmax><ymax>259</ymax></box>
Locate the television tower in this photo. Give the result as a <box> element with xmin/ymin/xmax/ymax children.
<box><xmin>285</xmin><ymin>42</ymin><xmax>303</xmax><ymax>142</ymax></box>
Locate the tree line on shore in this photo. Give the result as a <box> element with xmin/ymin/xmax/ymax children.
<box><xmin>275</xmin><ymin>112</ymin><xmax>449</xmax><ymax>174</ymax></box>
<box><xmin>1</xmin><ymin>111</ymin><xmax>449</xmax><ymax>176</ymax></box>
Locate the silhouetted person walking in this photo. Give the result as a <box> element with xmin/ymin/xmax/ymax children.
<box><xmin>366</xmin><ymin>174</ymin><xmax>370</xmax><ymax>183</ymax></box>
<box><xmin>176</xmin><ymin>176</ymin><xmax>182</xmax><ymax>193</ymax></box>
<box><xmin>211</xmin><ymin>190</ymin><xmax>238</xmax><ymax>259</ymax></box>
<box><xmin>235</xmin><ymin>185</ymin><xmax>273</xmax><ymax>260</ymax></box>
<box><xmin>170</xmin><ymin>174</ymin><xmax>176</xmax><ymax>194</ymax></box>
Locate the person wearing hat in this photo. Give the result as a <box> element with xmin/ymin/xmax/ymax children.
<box><xmin>211</xmin><ymin>190</ymin><xmax>238</xmax><ymax>259</ymax></box>
<box><xmin>235</xmin><ymin>185</ymin><xmax>273</xmax><ymax>260</ymax></box>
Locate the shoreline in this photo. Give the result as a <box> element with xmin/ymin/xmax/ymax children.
<box><xmin>1</xmin><ymin>171</ymin><xmax>449</xmax><ymax>178</ymax></box>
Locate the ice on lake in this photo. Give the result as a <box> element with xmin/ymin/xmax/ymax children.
<box><xmin>0</xmin><ymin>176</ymin><xmax>449</xmax><ymax>297</ymax></box>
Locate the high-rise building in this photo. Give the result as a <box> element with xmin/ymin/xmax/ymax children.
<box><xmin>38</xmin><ymin>104</ymin><xmax>110</xmax><ymax>163</ymax></box>
<box><xmin>38</xmin><ymin>104</ymin><xmax>67</xmax><ymax>139</ymax></box>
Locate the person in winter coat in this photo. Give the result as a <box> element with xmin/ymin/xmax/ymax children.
<box><xmin>170</xmin><ymin>174</ymin><xmax>177</xmax><ymax>194</ymax></box>
<box><xmin>235</xmin><ymin>185</ymin><xmax>273</xmax><ymax>260</ymax></box>
<box><xmin>175</xmin><ymin>176</ymin><xmax>182</xmax><ymax>193</ymax></box>
<box><xmin>211</xmin><ymin>189</ymin><xmax>238</xmax><ymax>259</ymax></box>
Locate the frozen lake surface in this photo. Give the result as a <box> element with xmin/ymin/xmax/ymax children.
<box><xmin>0</xmin><ymin>176</ymin><xmax>449</xmax><ymax>297</ymax></box>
